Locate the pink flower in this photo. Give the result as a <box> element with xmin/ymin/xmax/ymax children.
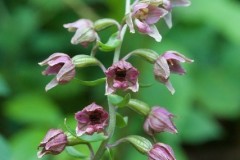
<box><xmin>105</xmin><ymin>60</ymin><xmax>139</xmax><ymax>95</ymax></box>
<box><xmin>154</xmin><ymin>51</ymin><xmax>193</xmax><ymax>94</ymax></box>
<box><xmin>126</xmin><ymin>1</ymin><xmax>168</xmax><ymax>42</ymax></box>
<box><xmin>148</xmin><ymin>143</ymin><xmax>176</xmax><ymax>160</ymax></box>
<box><xmin>144</xmin><ymin>106</ymin><xmax>177</xmax><ymax>135</ymax></box>
<box><xmin>161</xmin><ymin>0</ymin><xmax>191</xmax><ymax>28</ymax></box>
<box><xmin>39</xmin><ymin>53</ymin><xmax>75</xmax><ymax>91</ymax></box>
<box><xmin>63</xmin><ymin>19</ymin><xmax>97</xmax><ymax>47</ymax></box>
<box><xmin>37</xmin><ymin>129</ymin><xmax>67</xmax><ymax>158</ymax></box>
<box><xmin>75</xmin><ymin>103</ymin><xmax>109</xmax><ymax>136</ymax></box>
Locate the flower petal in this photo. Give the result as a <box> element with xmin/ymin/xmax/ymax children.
<box><xmin>147</xmin><ymin>25</ymin><xmax>162</xmax><ymax>42</ymax></box>
<box><xmin>163</xmin><ymin>12</ymin><xmax>172</xmax><ymax>28</ymax></box>
<box><xmin>45</xmin><ymin>78</ymin><xmax>58</xmax><ymax>91</ymax></box>
<box><xmin>171</xmin><ymin>0</ymin><xmax>191</xmax><ymax>7</ymax></box>
<box><xmin>146</xmin><ymin>6</ymin><xmax>168</xmax><ymax>25</ymax></box>
<box><xmin>133</xmin><ymin>2</ymin><xmax>149</xmax><ymax>14</ymax></box>
<box><xmin>134</xmin><ymin>19</ymin><xmax>152</xmax><ymax>33</ymax></box>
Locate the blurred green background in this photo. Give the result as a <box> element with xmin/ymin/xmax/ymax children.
<box><xmin>0</xmin><ymin>0</ymin><xmax>240</xmax><ymax>160</ymax></box>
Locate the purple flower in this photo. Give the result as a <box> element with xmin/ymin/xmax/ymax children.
<box><xmin>75</xmin><ymin>103</ymin><xmax>109</xmax><ymax>136</ymax></box>
<box><xmin>144</xmin><ymin>106</ymin><xmax>177</xmax><ymax>135</ymax></box>
<box><xmin>37</xmin><ymin>129</ymin><xmax>67</xmax><ymax>158</ymax></box>
<box><xmin>63</xmin><ymin>19</ymin><xmax>97</xmax><ymax>47</ymax></box>
<box><xmin>161</xmin><ymin>0</ymin><xmax>191</xmax><ymax>28</ymax></box>
<box><xmin>126</xmin><ymin>1</ymin><xmax>168</xmax><ymax>42</ymax></box>
<box><xmin>154</xmin><ymin>51</ymin><xmax>193</xmax><ymax>94</ymax></box>
<box><xmin>148</xmin><ymin>143</ymin><xmax>176</xmax><ymax>160</ymax></box>
<box><xmin>39</xmin><ymin>53</ymin><xmax>75</xmax><ymax>91</ymax></box>
<box><xmin>105</xmin><ymin>60</ymin><xmax>139</xmax><ymax>95</ymax></box>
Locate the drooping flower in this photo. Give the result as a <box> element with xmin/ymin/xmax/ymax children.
<box><xmin>63</xmin><ymin>19</ymin><xmax>97</xmax><ymax>47</ymax></box>
<box><xmin>126</xmin><ymin>1</ymin><xmax>168</xmax><ymax>42</ymax></box>
<box><xmin>75</xmin><ymin>103</ymin><xmax>109</xmax><ymax>136</ymax></box>
<box><xmin>105</xmin><ymin>60</ymin><xmax>139</xmax><ymax>95</ymax></box>
<box><xmin>148</xmin><ymin>143</ymin><xmax>176</xmax><ymax>160</ymax></box>
<box><xmin>39</xmin><ymin>53</ymin><xmax>75</xmax><ymax>91</ymax></box>
<box><xmin>37</xmin><ymin>129</ymin><xmax>67</xmax><ymax>158</ymax></box>
<box><xmin>161</xmin><ymin>0</ymin><xmax>191</xmax><ymax>28</ymax></box>
<box><xmin>153</xmin><ymin>51</ymin><xmax>193</xmax><ymax>94</ymax></box>
<box><xmin>144</xmin><ymin>106</ymin><xmax>177</xmax><ymax>135</ymax></box>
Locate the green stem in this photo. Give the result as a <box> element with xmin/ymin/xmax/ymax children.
<box><xmin>113</xmin><ymin>0</ymin><xmax>131</xmax><ymax>63</ymax></box>
<box><xmin>93</xmin><ymin>1</ymin><xmax>131</xmax><ymax>159</ymax></box>
<box><xmin>92</xmin><ymin>100</ymin><xmax>116</xmax><ymax>160</ymax></box>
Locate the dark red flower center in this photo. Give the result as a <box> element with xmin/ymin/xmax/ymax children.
<box><xmin>115</xmin><ymin>69</ymin><xmax>127</xmax><ymax>81</ymax></box>
<box><xmin>89</xmin><ymin>111</ymin><xmax>102</xmax><ymax>124</ymax></box>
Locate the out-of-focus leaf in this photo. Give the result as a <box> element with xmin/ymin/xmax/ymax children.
<box><xmin>196</xmin><ymin>69</ymin><xmax>240</xmax><ymax>118</ymax></box>
<box><xmin>116</xmin><ymin>113</ymin><xmax>128</xmax><ymax>128</ymax></box>
<box><xmin>0</xmin><ymin>74</ymin><xmax>10</xmax><ymax>97</ymax></box>
<box><xmin>65</xmin><ymin>146</ymin><xmax>88</xmax><ymax>159</ymax></box>
<box><xmin>10</xmin><ymin>128</ymin><xmax>47</xmax><ymax>160</ymax></box>
<box><xmin>179</xmin><ymin>108</ymin><xmax>222</xmax><ymax>144</ymax></box>
<box><xmin>4</xmin><ymin>93</ymin><xmax>62</xmax><ymax>126</ymax></box>
<box><xmin>0</xmin><ymin>135</ymin><xmax>11</xmax><ymax>160</ymax></box>
<box><xmin>178</xmin><ymin>0</ymin><xmax>240</xmax><ymax>44</ymax></box>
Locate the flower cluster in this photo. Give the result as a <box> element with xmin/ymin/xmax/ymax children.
<box><xmin>37</xmin><ymin>0</ymin><xmax>192</xmax><ymax>160</ymax></box>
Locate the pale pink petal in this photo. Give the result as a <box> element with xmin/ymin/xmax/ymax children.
<box><xmin>133</xmin><ymin>2</ymin><xmax>149</xmax><ymax>14</ymax></box>
<box><xmin>163</xmin><ymin>12</ymin><xmax>172</xmax><ymax>28</ymax></box>
<box><xmin>146</xmin><ymin>6</ymin><xmax>168</xmax><ymax>24</ymax></box>
<box><xmin>147</xmin><ymin>25</ymin><xmax>162</xmax><ymax>42</ymax></box>
<box><xmin>45</xmin><ymin>78</ymin><xmax>58</xmax><ymax>91</ymax></box>
<box><xmin>171</xmin><ymin>0</ymin><xmax>191</xmax><ymax>7</ymax></box>
<box><xmin>134</xmin><ymin>19</ymin><xmax>152</xmax><ymax>33</ymax></box>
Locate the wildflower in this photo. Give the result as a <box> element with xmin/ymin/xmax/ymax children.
<box><xmin>37</xmin><ymin>129</ymin><xmax>67</xmax><ymax>158</ymax></box>
<box><xmin>63</xmin><ymin>19</ymin><xmax>97</xmax><ymax>47</ymax></box>
<box><xmin>105</xmin><ymin>60</ymin><xmax>139</xmax><ymax>95</ymax></box>
<box><xmin>39</xmin><ymin>53</ymin><xmax>75</xmax><ymax>91</ymax></box>
<box><xmin>161</xmin><ymin>0</ymin><xmax>191</xmax><ymax>28</ymax></box>
<box><xmin>126</xmin><ymin>1</ymin><xmax>168</xmax><ymax>42</ymax></box>
<box><xmin>75</xmin><ymin>103</ymin><xmax>109</xmax><ymax>136</ymax></box>
<box><xmin>148</xmin><ymin>143</ymin><xmax>176</xmax><ymax>160</ymax></box>
<box><xmin>144</xmin><ymin>106</ymin><xmax>177</xmax><ymax>135</ymax></box>
<box><xmin>154</xmin><ymin>51</ymin><xmax>193</xmax><ymax>94</ymax></box>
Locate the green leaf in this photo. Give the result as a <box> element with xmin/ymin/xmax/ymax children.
<box><xmin>75</xmin><ymin>77</ymin><xmax>106</xmax><ymax>86</ymax></box>
<box><xmin>116</xmin><ymin>113</ymin><xmax>128</xmax><ymax>128</ymax></box>
<box><xmin>65</xmin><ymin>146</ymin><xmax>88</xmax><ymax>159</ymax></box>
<box><xmin>4</xmin><ymin>93</ymin><xmax>62</xmax><ymax>126</ymax></box>
<box><xmin>78</xmin><ymin>133</ymin><xmax>108</xmax><ymax>142</ymax></box>
<box><xmin>108</xmin><ymin>94</ymin><xmax>131</xmax><ymax>108</ymax></box>
<box><xmin>97</xmin><ymin>32</ymin><xmax>121</xmax><ymax>52</ymax></box>
<box><xmin>0</xmin><ymin>135</ymin><xmax>11</xmax><ymax>160</ymax></box>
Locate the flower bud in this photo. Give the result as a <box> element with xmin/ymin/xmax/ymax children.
<box><xmin>148</xmin><ymin>143</ymin><xmax>176</xmax><ymax>160</ymax></box>
<box><xmin>38</xmin><ymin>53</ymin><xmax>75</xmax><ymax>91</ymax></box>
<box><xmin>75</xmin><ymin>103</ymin><xmax>109</xmax><ymax>136</ymax></box>
<box><xmin>105</xmin><ymin>60</ymin><xmax>139</xmax><ymax>95</ymax></box>
<box><xmin>63</xmin><ymin>19</ymin><xmax>97</xmax><ymax>47</ymax></box>
<box><xmin>37</xmin><ymin>129</ymin><xmax>67</xmax><ymax>158</ymax></box>
<box><xmin>144</xmin><ymin>106</ymin><xmax>177</xmax><ymax>135</ymax></box>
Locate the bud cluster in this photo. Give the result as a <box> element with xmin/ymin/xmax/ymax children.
<box><xmin>37</xmin><ymin>0</ymin><xmax>192</xmax><ymax>160</ymax></box>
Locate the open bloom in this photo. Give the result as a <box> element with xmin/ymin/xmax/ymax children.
<box><xmin>148</xmin><ymin>143</ymin><xmax>176</xmax><ymax>160</ymax></box>
<box><xmin>75</xmin><ymin>103</ymin><xmax>109</xmax><ymax>136</ymax></box>
<box><xmin>37</xmin><ymin>129</ymin><xmax>67</xmax><ymax>158</ymax></box>
<box><xmin>126</xmin><ymin>1</ymin><xmax>168</xmax><ymax>42</ymax></box>
<box><xmin>154</xmin><ymin>51</ymin><xmax>193</xmax><ymax>94</ymax></box>
<box><xmin>105</xmin><ymin>60</ymin><xmax>139</xmax><ymax>95</ymax></box>
<box><xmin>63</xmin><ymin>19</ymin><xmax>97</xmax><ymax>47</ymax></box>
<box><xmin>144</xmin><ymin>106</ymin><xmax>177</xmax><ymax>135</ymax></box>
<box><xmin>39</xmin><ymin>53</ymin><xmax>75</xmax><ymax>91</ymax></box>
<box><xmin>161</xmin><ymin>0</ymin><xmax>191</xmax><ymax>28</ymax></box>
